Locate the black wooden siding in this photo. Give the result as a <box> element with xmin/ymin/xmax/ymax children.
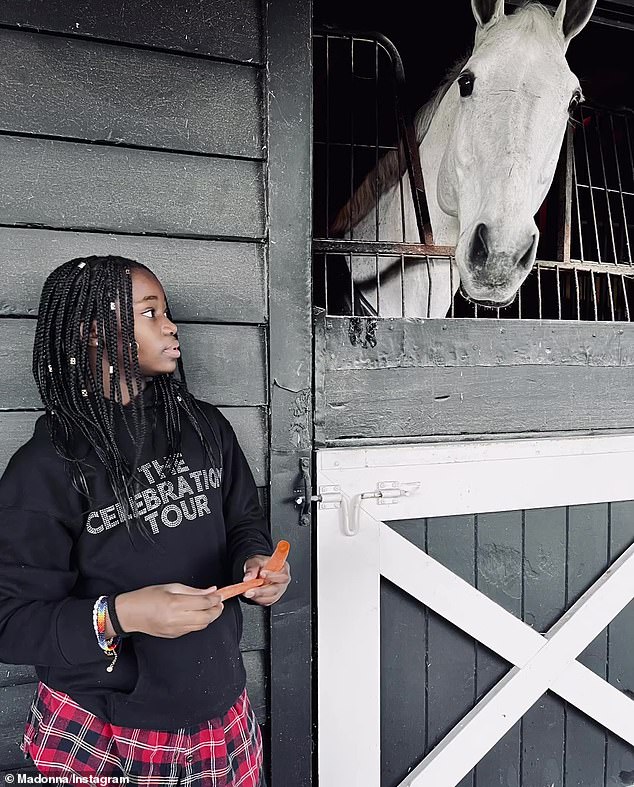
<box><xmin>0</xmin><ymin>1</ymin><xmax>269</xmax><ymax>775</ymax></box>
<box><xmin>381</xmin><ymin>503</ymin><xmax>634</xmax><ymax>787</ymax></box>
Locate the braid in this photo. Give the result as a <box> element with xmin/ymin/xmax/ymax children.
<box><xmin>33</xmin><ymin>255</ymin><xmax>221</xmax><ymax>542</ymax></box>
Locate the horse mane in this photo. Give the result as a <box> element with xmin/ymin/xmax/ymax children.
<box><xmin>330</xmin><ymin>2</ymin><xmax>559</xmax><ymax>237</ymax></box>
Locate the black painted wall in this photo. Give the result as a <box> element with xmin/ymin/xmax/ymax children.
<box><xmin>0</xmin><ymin>0</ymin><xmax>271</xmax><ymax>776</ymax></box>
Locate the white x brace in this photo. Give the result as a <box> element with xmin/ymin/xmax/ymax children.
<box><xmin>378</xmin><ymin>516</ymin><xmax>634</xmax><ymax>786</ymax></box>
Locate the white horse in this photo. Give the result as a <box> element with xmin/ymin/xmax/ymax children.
<box><xmin>331</xmin><ymin>0</ymin><xmax>596</xmax><ymax>317</ymax></box>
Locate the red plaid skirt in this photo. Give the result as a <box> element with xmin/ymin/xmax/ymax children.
<box><xmin>20</xmin><ymin>682</ymin><xmax>263</xmax><ymax>786</ymax></box>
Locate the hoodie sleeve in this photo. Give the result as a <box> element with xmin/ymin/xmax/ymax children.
<box><xmin>215</xmin><ymin>411</ymin><xmax>274</xmax><ymax>584</ymax></box>
<box><xmin>0</xmin><ymin>423</ymin><xmax>104</xmax><ymax>668</ymax></box>
<box><xmin>0</xmin><ymin>505</ymin><xmax>105</xmax><ymax>667</ymax></box>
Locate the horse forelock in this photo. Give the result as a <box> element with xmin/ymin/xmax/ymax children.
<box><xmin>330</xmin><ymin>56</ymin><xmax>467</xmax><ymax>237</ymax></box>
<box><xmin>500</xmin><ymin>3</ymin><xmax>563</xmax><ymax>44</ymax></box>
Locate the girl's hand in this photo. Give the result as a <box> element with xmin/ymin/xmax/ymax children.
<box><xmin>114</xmin><ymin>584</ymin><xmax>224</xmax><ymax>639</ymax></box>
<box><xmin>242</xmin><ymin>555</ymin><xmax>291</xmax><ymax>606</ymax></box>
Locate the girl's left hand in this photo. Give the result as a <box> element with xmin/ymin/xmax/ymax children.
<box><xmin>242</xmin><ymin>555</ymin><xmax>291</xmax><ymax>606</ymax></box>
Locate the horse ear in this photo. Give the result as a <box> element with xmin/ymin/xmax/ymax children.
<box><xmin>471</xmin><ymin>0</ymin><xmax>505</xmax><ymax>30</ymax></box>
<box><xmin>554</xmin><ymin>0</ymin><xmax>596</xmax><ymax>47</ymax></box>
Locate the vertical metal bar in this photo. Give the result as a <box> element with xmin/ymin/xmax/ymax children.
<box><xmin>610</xmin><ymin>113</ymin><xmax>632</xmax><ymax>265</ymax></box>
<box><xmin>496</xmin><ymin>306</ymin><xmax>500</xmax><ymax>319</ymax></box>
<box><xmin>572</xmin><ymin>150</ymin><xmax>586</xmax><ymax>262</ymax></box>
<box><xmin>606</xmin><ymin>273</ymin><xmax>615</xmax><ymax>321</ymax></box>
<box><xmin>449</xmin><ymin>255</ymin><xmax>455</xmax><ymax>318</ymax></box>
<box><xmin>537</xmin><ymin>264</ymin><xmax>543</xmax><ymax>319</ymax></box>
<box><xmin>325</xmin><ymin>36</ymin><xmax>331</xmax><ymax>238</ymax></box>
<box><xmin>324</xmin><ymin>255</ymin><xmax>329</xmax><ymax>314</ymax></box>
<box><xmin>375</xmin><ymin>254</ymin><xmax>381</xmax><ymax>316</ymax></box>
<box><xmin>349</xmin><ymin>37</ymin><xmax>355</xmax><ymax>242</ymax></box>
<box><xmin>474</xmin><ymin>302</ymin><xmax>478</xmax><ymax>319</ymax></box>
<box><xmin>400</xmin><ymin>253</ymin><xmax>406</xmax><ymax>318</ymax></box>
<box><xmin>349</xmin><ymin>253</ymin><xmax>355</xmax><ymax>316</ymax></box>
<box><xmin>557</xmin><ymin>125</ymin><xmax>574</xmax><ymax>264</ymax></box>
<box><xmin>591</xmin><ymin>270</ymin><xmax>598</xmax><ymax>320</ymax></box>
<box><xmin>397</xmin><ymin>114</ymin><xmax>407</xmax><ymax>243</ymax></box>
<box><xmin>556</xmin><ymin>265</ymin><xmax>562</xmax><ymax>320</ymax></box>
<box><xmin>518</xmin><ymin>280</ymin><xmax>522</xmax><ymax>320</ymax></box>
<box><xmin>595</xmin><ymin>110</ymin><xmax>619</xmax><ymax>264</ymax></box>
<box><xmin>374</xmin><ymin>41</ymin><xmax>380</xmax><ymax>243</ymax></box>
<box><xmin>574</xmin><ymin>267</ymin><xmax>581</xmax><ymax>320</ymax></box>
<box><xmin>426</xmin><ymin>257</ymin><xmax>432</xmax><ymax>319</ymax></box>
<box><xmin>581</xmin><ymin>107</ymin><xmax>602</xmax><ymax>262</ymax></box>
<box><xmin>621</xmin><ymin>274</ymin><xmax>631</xmax><ymax>322</ymax></box>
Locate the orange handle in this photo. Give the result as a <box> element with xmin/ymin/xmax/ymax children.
<box><xmin>216</xmin><ymin>540</ymin><xmax>291</xmax><ymax>602</ymax></box>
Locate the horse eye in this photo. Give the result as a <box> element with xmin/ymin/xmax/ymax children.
<box><xmin>568</xmin><ymin>91</ymin><xmax>583</xmax><ymax>113</ymax></box>
<box><xmin>458</xmin><ymin>72</ymin><xmax>475</xmax><ymax>98</ymax></box>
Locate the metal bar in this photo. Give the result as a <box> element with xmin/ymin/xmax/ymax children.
<box><xmin>374</xmin><ymin>41</ymin><xmax>380</xmax><ymax>244</ymax></box>
<box><xmin>556</xmin><ymin>265</ymin><xmax>562</xmax><ymax>319</ymax></box>
<box><xmin>314</xmin><ymin>140</ymin><xmax>399</xmax><ymax>151</ymax></box>
<box><xmin>574</xmin><ymin>267</ymin><xmax>581</xmax><ymax>320</ymax></box>
<box><xmin>572</xmin><ymin>149</ymin><xmax>586</xmax><ymax>262</ymax></box>
<box><xmin>349</xmin><ymin>36</ymin><xmax>355</xmax><ymax>242</ymax></box>
<box><xmin>581</xmin><ymin>107</ymin><xmax>603</xmax><ymax>263</ymax></box>
<box><xmin>591</xmin><ymin>269</ymin><xmax>599</xmax><ymax>320</ymax></box>
<box><xmin>575</xmin><ymin>184</ymin><xmax>634</xmax><ymax>198</ymax></box>
<box><xmin>611</xmin><ymin>113</ymin><xmax>632</xmax><ymax>264</ymax></box>
<box><xmin>538</xmin><ymin>264</ymin><xmax>543</xmax><ymax>319</ymax></box>
<box><xmin>557</xmin><ymin>124</ymin><xmax>574</xmax><ymax>264</ymax></box>
<box><xmin>375</xmin><ymin>32</ymin><xmax>433</xmax><ymax>245</ymax></box>
<box><xmin>621</xmin><ymin>274</ymin><xmax>631</xmax><ymax>321</ymax></box>
<box><xmin>606</xmin><ymin>272</ymin><xmax>615</xmax><ymax>321</ymax></box>
<box><xmin>400</xmin><ymin>253</ymin><xmax>406</xmax><ymax>318</ymax></box>
<box><xmin>595</xmin><ymin>110</ymin><xmax>619</xmax><ymax>264</ymax></box>
<box><xmin>313</xmin><ymin>239</ymin><xmax>455</xmax><ymax>255</ymax></box>
<box><xmin>325</xmin><ymin>36</ymin><xmax>331</xmax><ymax>239</ymax></box>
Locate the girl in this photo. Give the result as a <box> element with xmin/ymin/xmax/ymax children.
<box><xmin>0</xmin><ymin>255</ymin><xmax>290</xmax><ymax>785</ymax></box>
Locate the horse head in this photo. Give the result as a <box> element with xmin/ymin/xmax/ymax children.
<box><xmin>430</xmin><ymin>0</ymin><xmax>596</xmax><ymax>308</ymax></box>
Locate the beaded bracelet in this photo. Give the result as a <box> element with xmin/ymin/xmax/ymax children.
<box><xmin>92</xmin><ymin>595</ymin><xmax>120</xmax><ymax>673</ymax></box>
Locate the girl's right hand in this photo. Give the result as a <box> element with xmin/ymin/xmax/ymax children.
<box><xmin>113</xmin><ymin>584</ymin><xmax>224</xmax><ymax>639</ymax></box>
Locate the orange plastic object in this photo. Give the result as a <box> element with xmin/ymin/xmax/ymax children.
<box><xmin>217</xmin><ymin>540</ymin><xmax>291</xmax><ymax>601</ymax></box>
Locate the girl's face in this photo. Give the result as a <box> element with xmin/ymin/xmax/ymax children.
<box><xmin>131</xmin><ymin>268</ymin><xmax>180</xmax><ymax>377</ymax></box>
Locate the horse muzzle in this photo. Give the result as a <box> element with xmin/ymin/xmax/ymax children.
<box><xmin>457</xmin><ymin>221</ymin><xmax>539</xmax><ymax>307</ymax></box>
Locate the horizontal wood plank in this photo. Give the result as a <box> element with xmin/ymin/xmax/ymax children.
<box><xmin>0</xmin><ymin>407</ymin><xmax>268</xmax><ymax>485</ymax></box>
<box><xmin>0</xmin><ymin>0</ymin><xmax>262</xmax><ymax>63</ymax></box>
<box><xmin>317</xmin><ymin>364</ymin><xmax>634</xmax><ymax>440</ymax></box>
<box><xmin>315</xmin><ymin>315</ymin><xmax>634</xmax><ymax>441</ymax></box>
<box><xmin>0</xmin><ymin>228</ymin><xmax>266</xmax><ymax>323</ymax></box>
<box><xmin>322</xmin><ymin>316</ymin><xmax>634</xmax><ymax>369</ymax></box>
<box><xmin>0</xmin><ymin>136</ymin><xmax>265</xmax><ymax>238</ymax></box>
<box><xmin>0</xmin><ymin>29</ymin><xmax>262</xmax><ymax>158</ymax></box>
<box><xmin>0</xmin><ymin>321</ymin><xmax>266</xmax><ymax>409</ymax></box>
<box><xmin>0</xmin><ymin>653</ymin><xmax>267</xmax><ymax>770</ymax></box>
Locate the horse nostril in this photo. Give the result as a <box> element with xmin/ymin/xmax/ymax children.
<box><xmin>470</xmin><ymin>223</ymin><xmax>489</xmax><ymax>268</ymax></box>
<box><xmin>518</xmin><ymin>234</ymin><xmax>538</xmax><ymax>269</ymax></box>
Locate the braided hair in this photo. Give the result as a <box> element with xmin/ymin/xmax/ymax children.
<box><xmin>32</xmin><ymin>255</ymin><xmax>221</xmax><ymax>542</ymax></box>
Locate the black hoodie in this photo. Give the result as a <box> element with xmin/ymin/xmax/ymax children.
<box><xmin>0</xmin><ymin>382</ymin><xmax>273</xmax><ymax>730</ymax></box>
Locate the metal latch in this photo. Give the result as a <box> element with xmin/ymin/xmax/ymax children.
<box><xmin>294</xmin><ymin>457</ymin><xmax>345</xmax><ymax>526</ymax></box>
<box><xmin>346</xmin><ymin>480</ymin><xmax>421</xmax><ymax>536</ymax></box>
